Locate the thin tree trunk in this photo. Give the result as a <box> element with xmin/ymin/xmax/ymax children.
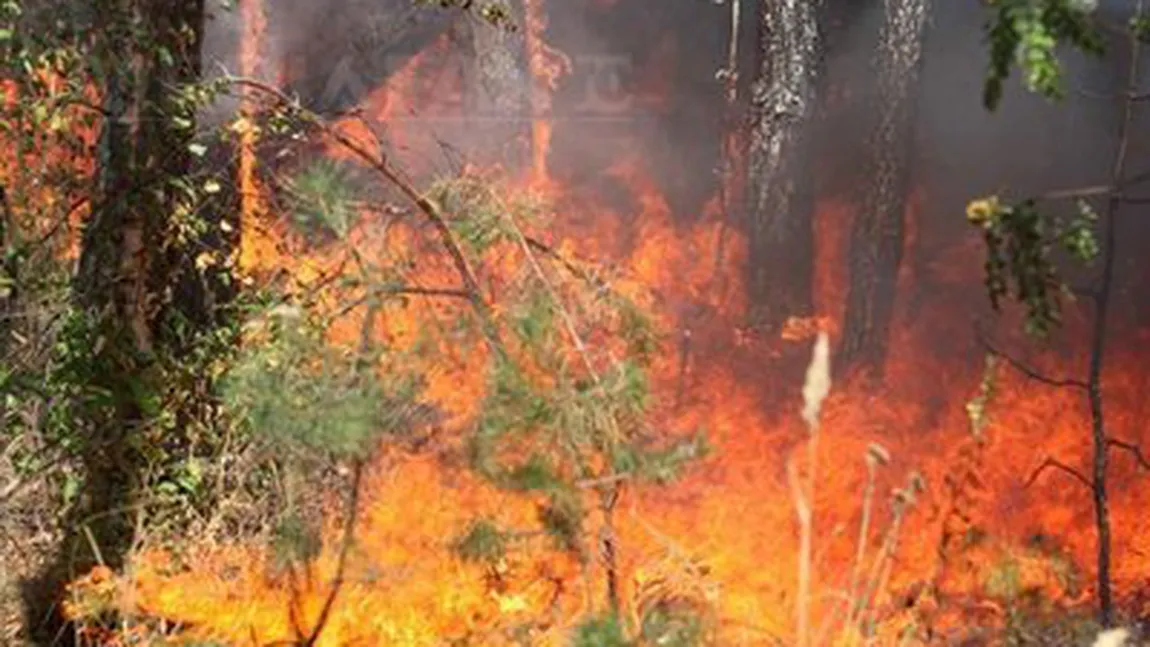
<box><xmin>1087</xmin><ymin>3</ymin><xmax>1143</xmax><ymax>626</ymax></box>
<box><xmin>746</xmin><ymin>0</ymin><xmax>822</xmax><ymax>334</ymax></box>
<box><xmin>839</xmin><ymin>0</ymin><xmax>930</xmax><ymax>372</ymax></box>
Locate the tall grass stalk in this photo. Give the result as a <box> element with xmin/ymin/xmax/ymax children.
<box><xmin>792</xmin><ymin>331</ymin><xmax>831</xmax><ymax>647</ymax></box>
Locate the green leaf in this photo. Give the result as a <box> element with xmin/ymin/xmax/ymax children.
<box><xmin>453</xmin><ymin>519</ymin><xmax>509</xmax><ymax>564</ymax></box>
<box><xmin>505</xmin><ymin>454</ymin><xmax>561</xmax><ymax>492</ymax></box>
<box><xmin>570</xmin><ymin>614</ymin><xmax>632</xmax><ymax>647</ymax></box>
<box><xmin>539</xmin><ymin>491</ymin><xmax>584</xmax><ymax>554</ymax></box>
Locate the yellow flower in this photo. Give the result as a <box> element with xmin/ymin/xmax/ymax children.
<box><xmin>966</xmin><ymin>196</ymin><xmax>1001</xmax><ymax>226</ymax></box>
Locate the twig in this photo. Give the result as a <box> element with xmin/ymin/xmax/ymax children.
<box><xmin>854</xmin><ymin>485</ymin><xmax>918</xmax><ymax>642</ymax></box>
<box><xmin>847</xmin><ymin>451</ymin><xmax>881</xmax><ymax>619</ymax></box>
<box><xmin>1036</xmin><ymin>185</ymin><xmax>1114</xmax><ymax>201</ymax></box>
<box><xmin>975</xmin><ymin>327</ymin><xmax>1088</xmax><ymax>390</ymax></box>
<box><xmin>500</xmin><ymin>204</ymin><xmax>599</xmax><ymax>381</ymax></box>
<box><xmin>327</xmin><ymin>284</ymin><xmax>471</xmax><ymax>321</ymax></box>
<box><xmin>574</xmin><ymin>473</ymin><xmax>631</xmax><ymax>489</ymax></box>
<box><xmin>225</xmin><ymin>76</ymin><xmax>504</xmax><ymax>354</ymax></box>
<box><xmin>303</xmin><ymin>460</ymin><xmax>364</xmax><ymax>647</ymax></box>
<box><xmin>1023</xmin><ymin>457</ymin><xmax>1092</xmax><ymax>491</ymax></box>
<box><xmin>524</xmin><ymin>236</ymin><xmax>608</xmax><ymax>292</ymax></box>
<box><xmin>1107</xmin><ymin>438</ymin><xmax>1150</xmax><ymax>471</ymax></box>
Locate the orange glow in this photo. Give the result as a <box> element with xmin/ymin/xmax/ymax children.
<box><xmin>48</xmin><ymin>3</ymin><xmax>1150</xmax><ymax>645</ymax></box>
<box><xmin>237</xmin><ymin>0</ymin><xmax>274</xmax><ymax>273</ymax></box>
<box><xmin>523</xmin><ymin>0</ymin><xmax>569</xmax><ymax>185</ymax></box>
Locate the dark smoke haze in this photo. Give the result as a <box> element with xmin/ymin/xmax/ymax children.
<box><xmin>201</xmin><ymin>0</ymin><xmax>1150</xmax><ymax>338</ymax></box>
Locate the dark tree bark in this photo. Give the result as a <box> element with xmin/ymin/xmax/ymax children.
<box><xmin>838</xmin><ymin>0</ymin><xmax>930</xmax><ymax>372</ymax></box>
<box><xmin>23</xmin><ymin>1</ymin><xmax>214</xmax><ymax>643</ymax></box>
<box><xmin>745</xmin><ymin>0</ymin><xmax>823</xmax><ymax>334</ymax></box>
<box><xmin>278</xmin><ymin>0</ymin><xmax>451</xmax><ymax>114</ymax></box>
<box><xmin>455</xmin><ymin>4</ymin><xmax>530</xmax><ymax>168</ymax></box>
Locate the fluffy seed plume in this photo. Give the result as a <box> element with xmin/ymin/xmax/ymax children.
<box><xmin>801</xmin><ymin>331</ymin><xmax>831</xmax><ymax>431</ymax></box>
<box><xmin>1092</xmin><ymin>628</ymin><xmax>1131</xmax><ymax>647</ymax></box>
<box><xmin>866</xmin><ymin>443</ymin><xmax>891</xmax><ymax>467</ymax></box>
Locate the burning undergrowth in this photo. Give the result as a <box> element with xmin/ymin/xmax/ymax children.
<box><xmin>47</xmin><ymin>0</ymin><xmax>1150</xmax><ymax>645</ymax></box>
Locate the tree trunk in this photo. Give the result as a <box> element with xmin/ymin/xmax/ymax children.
<box><xmin>23</xmin><ymin>1</ymin><xmax>211</xmax><ymax>643</ymax></box>
<box><xmin>745</xmin><ymin>0</ymin><xmax>823</xmax><ymax>334</ymax></box>
<box><xmin>838</xmin><ymin>0</ymin><xmax>930</xmax><ymax>372</ymax></box>
<box><xmin>456</xmin><ymin>4</ymin><xmax>529</xmax><ymax>168</ymax></box>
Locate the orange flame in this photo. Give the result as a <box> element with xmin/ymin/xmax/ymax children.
<box><xmin>523</xmin><ymin>0</ymin><xmax>569</xmax><ymax>185</ymax></box>
<box><xmin>50</xmin><ymin>3</ymin><xmax>1150</xmax><ymax>644</ymax></box>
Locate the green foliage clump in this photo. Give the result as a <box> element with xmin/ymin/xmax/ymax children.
<box><xmin>272</xmin><ymin>511</ymin><xmax>323</xmax><ymax>572</ymax></box>
<box><xmin>221</xmin><ymin>303</ymin><xmax>421</xmax><ymax>460</ymax></box>
<box><xmin>639</xmin><ymin>606</ymin><xmax>705</xmax><ymax>647</ymax></box>
<box><xmin>454</xmin><ymin>518</ymin><xmax>509</xmax><ymax>564</ymax></box>
<box><xmin>966</xmin><ymin>195</ymin><xmax>1098</xmax><ymax>336</ymax></box>
<box><xmin>430</xmin><ymin>175</ymin><xmax>548</xmax><ymax>255</ymax></box>
<box><xmin>982</xmin><ymin>0</ymin><xmax>1105</xmax><ymax>110</ymax></box>
<box><xmin>286</xmin><ymin>158</ymin><xmax>363</xmax><ymax>242</ymax></box>
<box><xmin>571</xmin><ymin>614</ymin><xmax>633</xmax><ymax>647</ymax></box>
<box><xmin>1133</xmin><ymin>13</ymin><xmax>1150</xmax><ymax>42</ymax></box>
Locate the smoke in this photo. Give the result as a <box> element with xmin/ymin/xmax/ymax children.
<box><xmin>201</xmin><ymin>0</ymin><xmax>1150</xmax><ymax>332</ymax></box>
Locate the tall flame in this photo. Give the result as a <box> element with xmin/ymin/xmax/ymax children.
<box><xmin>523</xmin><ymin>0</ymin><xmax>567</xmax><ymax>185</ymax></box>
<box><xmin>237</xmin><ymin>0</ymin><xmax>270</xmax><ymax>271</ymax></box>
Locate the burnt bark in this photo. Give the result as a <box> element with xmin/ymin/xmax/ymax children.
<box><xmin>839</xmin><ymin>0</ymin><xmax>930</xmax><ymax>372</ymax></box>
<box><xmin>455</xmin><ymin>5</ymin><xmax>529</xmax><ymax>167</ymax></box>
<box><xmin>745</xmin><ymin>0</ymin><xmax>822</xmax><ymax>333</ymax></box>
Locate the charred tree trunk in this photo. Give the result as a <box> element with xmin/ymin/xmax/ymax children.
<box><xmin>456</xmin><ymin>5</ymin><xmax>529</xmax><ymax>168</ymax></box>
<box><xmin>23</xmin><ymin>1</ymin><xmax>213</xmax><ymax>643</ymax></box>
<box><xmin>281</xmin><ymin>1</ymin><xmax>452</xmax><ymax>114</ymax></box>
<box><xmin>746</xmin><ymin>0</ymin><xmax>822</xmax><ymax>334</ymax></box>
<box><xmin>838</xmin><ymin>0</ymin><xmax>930</xmax><ymax>372</ymax></box>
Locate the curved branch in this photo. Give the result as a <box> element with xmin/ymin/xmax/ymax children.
<box><xmin>304</xmin><ymin>461</ymin><xmax>364</xmax><ymax>646</ymax></box>
<box><xmin>224</xmin><ymin>76</ymin><xmax>505</xmax><ymax>354</ymax></box>
<box><xmin>1024</xmin><ymin>457</ymin><xmax>1092</xmax><ymax>491</ymax></box>
<box><xmin>975</xmin><ymin>327</ymin><xmax>1089</xmax><ymax>390</ymax></box>
<box><xmin>1107</xmin><ymin>438</ymin><xmax>1150</xmax><ymax>471</ymax></box>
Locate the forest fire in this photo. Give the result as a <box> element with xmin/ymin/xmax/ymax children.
<box><xmin>5</xmin><ymin>0</ymin><xmax>1150</xmax><ymax>646</ymax></box>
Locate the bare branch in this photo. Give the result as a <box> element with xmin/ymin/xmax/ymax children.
<box><xmin>503</xmin><ymin>211</ymin><xmax>601</xmax><ymax>380</ymax></box>
<box><xmin>975</xmin><ymin>327</ymin><xmax>1089</xmax><ymax>390</ymax></box>
<box><xmin>1036</xmin><ymin>185</ymin><xmax>1114</xmax><ymax>201</ymax></box>
<box><xmin>524</xmin><ymin>236</ymin><xmax>605</xmax><ymax>289</ymax></box>
<box><xmin>1107</xmin><ymin>438</ymin><xmax>1150</xmax><ymax>471</ymax></box>
<box><xmin>303</xmin><ymin>460</ymin><xmax>364</xmax><ymax>647</ymax></box>
<box><xmin>328</xmin><ymin>285</ymin><xmax>472</xmax><ymax>321</ymax></box>
<box><xmin>1026</xmin><ymin>169</ymin><xmax>1150</xmax><ymax>204</ymax></box>
<box><xmin>575</xmin><ymin>473</ymin><xmax>631</xmax><ymax>489</ymax></box>
<box><xmin>225</xmin><ymin>76</ymin><xmax>505</xmax><ymax>353</ymax></box>
<box><xmin>1024</xmin><ymin>457</ymin><xmax>1093</xmax><ymax>491</ymax></box>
